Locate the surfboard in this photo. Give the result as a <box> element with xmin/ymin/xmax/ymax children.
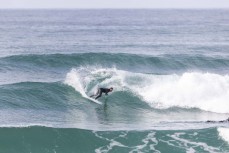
<box><xmin>84</xmin><ymin>95</ymin><xmax>102</xmax><ymax>105</ymax></box>
<box><xmin>79</xmin><ymin>89</ymin><xmax>102</xmax><ymax>105</ymax></box>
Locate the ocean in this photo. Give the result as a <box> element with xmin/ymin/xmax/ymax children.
<box><xmin>0</xmin><ymin>9</ymin><xmax>229</xmax><ymax>152</ymax></box>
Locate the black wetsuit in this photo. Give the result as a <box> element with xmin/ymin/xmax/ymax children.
<box><xmin>94</xmin><ymin>88</ymin><xmax>110</xmax><ymax>100</ymax></box>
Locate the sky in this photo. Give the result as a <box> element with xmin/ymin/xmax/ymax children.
<box><xmin>1</xmin><ymin>0</ymin><xmax>229</xmax><ymax>9</ymax></box>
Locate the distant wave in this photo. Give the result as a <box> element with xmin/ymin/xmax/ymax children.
<box><xmin>1</xmin><ymin>53</ymin><xmax>229</xmax><ymax>73</ymax></box>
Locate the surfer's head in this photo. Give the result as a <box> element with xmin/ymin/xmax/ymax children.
<box><xmin>109</xmin><ymin>87</ymin><xmax>113</xmax><ymax>92</ymax></box>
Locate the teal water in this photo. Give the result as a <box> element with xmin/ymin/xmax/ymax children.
<box><xmin>0</xmin><ymin>9</ymin><xmax>229</xmax><ymax>152</ymax></box>
<box><xmin>0</xmin><ymin>127</ymin><xmax>228</xmax><ymax>153</ymax></box>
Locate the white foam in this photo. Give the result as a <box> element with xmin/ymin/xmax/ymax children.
<box><xmin>129</xmin><ymin>132</ymin><xmax>160</xmax><ymax>153</ymax></box>
<box><xmin>94</xmin><ymin>131</ymin><xmax>127</xmax><ymax>153</ymax></box>
<box><xmin>218</xmin><ymin>127</ymin><xmax>229</xmax><ymax>144</ymax></box>
<box><xmin>132</xmin><ymin>72</ymin><xmax>229</xmax><ymax>113</ymax></box>
<box><xmin>65</xmin><ymin>67</ymin><xmax>124</xmax><ymax>95</ymax></box>
<box><xmin>167</xmin><ymin>132</ymin><xmax>219</xmax><ymax>153</ymax></box>
<box><xmin>65</xmin><ymin>67</ymin><xmax>229</xmax><ymax>113</ymax></box>
<box><xmin>65</xmin><ymin>69</ymin><xmax>86</xmax><ymax>97</ymax></box>
<box><xmin>64</xmin><ymin>68</ymin><xmax>102</xmax><ymax>104</ymax></box>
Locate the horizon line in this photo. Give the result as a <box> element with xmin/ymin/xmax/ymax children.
<box><xmin>0</xmin><ymin>7</ymin><xmax>229</xmax><ymax>10</ymax></box>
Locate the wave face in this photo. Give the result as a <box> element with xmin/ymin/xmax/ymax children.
<box><xmin>1</xmin><ymin>9</ymin><xmax>229</xmax><ymax>152</ymax></box>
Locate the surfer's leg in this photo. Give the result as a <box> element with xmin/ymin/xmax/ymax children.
<box><xmin>95</xmin><ymin>89</ymin><xmax>102</xmax><ymax>99</ymax></box>
<box><xmin>95</xmin><ymin>94</ymin><xmax>101</xmax><ymax>100</ymax></box>
<box><xmin>90</xmin><ymin>94</ymin><xmax>95</xmax><ymax>97</ymax></box>
<box><xmin>90</xmin><ymin>88</ymin><xmax>100</xmax><ymax>97</ymax></box>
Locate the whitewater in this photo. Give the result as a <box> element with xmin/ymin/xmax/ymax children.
<box><xmin>65</xmin><ymin>67</ymin><xmax>229</xmax><ymax>114</ymax></box>
<box><xmin>0</xmin><ymin>9</ymin><xmax>229</xmax><ymax>152</ymax></box>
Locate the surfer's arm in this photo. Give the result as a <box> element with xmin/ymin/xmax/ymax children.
<box><xmin>105</xmin><ymin>89</ymin><xmax>110</xmax><ymax>95</ymax></box>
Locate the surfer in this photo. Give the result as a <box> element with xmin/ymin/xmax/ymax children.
<box><xmin>90</xmin><ymin>87</ymin><xmax>113</xmax><ymax>100</ymax></box>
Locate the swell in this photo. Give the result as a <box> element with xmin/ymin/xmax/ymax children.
<box><xmin>1</xmin><ymin>53</ymin><xmax>229</xmax><ymax>73</ymax></box>
<box><xmin>0</xmin><ymin>82</ymin><xmax>77</xmax><ymax>110</ymax></box>
<box><xmin>0</xmin><ymin>126</ymin><xmax>227</xmax><ymax>153</ymax></box>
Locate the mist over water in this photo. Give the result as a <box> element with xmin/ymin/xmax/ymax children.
<box><xmin>0</xmin><ymin>9</ymin><xmax>229</xmax><ymax>152</ymax></box>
